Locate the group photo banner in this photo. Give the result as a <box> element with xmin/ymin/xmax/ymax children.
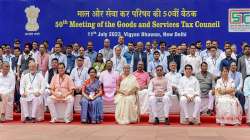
<box><xmin>0</xmin><ymin>0</ymin><xmax>250</xmax><ymax>50</ymax></box>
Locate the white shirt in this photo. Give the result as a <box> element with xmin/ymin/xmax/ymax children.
<box><xmin>70</xmin><ymin>66</ymin><xmax>88</xmax><ymax>88</ymax></box>
<box><xmin>181</xmin><ymin>54</ymin><xmax>202</xmax><ymax>74</ymax></box>
<box><xmin>111</xmin><ymin>56</ymin><xmax>127</xmax><ymax>74</ymax></box>
<box><xmin>165</xmin><ymin>71</ymin><xmax>182</xmax><ymax>88</ymax></box>
<box><xmin>178</xmin><ymin>75</ymin><xmax>200</xmax><ymax>97</ymax></box>
<box><xmin>147</xmin><ymin>60</ymin><xmax>168</xmax><ymax>77</ymax></box>
<box><xmin>245</xmin><ymin>57</ymin><xmax>250</xmax><ymax>75</ymax></box>
<box><xmin>204</xmin><ymin>56</ymin><xmax>222</xmax><ymax>77</ymax></box>
<box><xmin>219</xmin><ymin>52</ymin><xmax>237</xmax><ymax>60</ymax></box>
<box><xmin>20</xmin><ymin>72</ymin><xmax>45</xmax><ymax>101</ymax></box>
<box><xmin>0</xmin><ymin>72</ymin><xmax>15</xmax><ymax>95</ymax></box>
<box><xmin>49</xmin><ymin>53</ymin><xmax>67</xmax><ymax>69</ymax></box>
<box><xmin>74</xmin><ymin>56</ymin><xmax>91</xmax><ymax>70</ymax></box>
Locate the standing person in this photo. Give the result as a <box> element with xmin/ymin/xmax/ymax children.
<box><xmin>238</xmin><ymin>45</ymin><xmax>250</xmax><ymax>80</ymax></box>
<box><xmin>132</xmin><ymin>42</ymin><xmax>147</xmax><ymax>72</ymax></box>
<box><xmin>80</xmin><ymin>67</ymin><xmax>103</xmax><ymax>124</ymax></box>
<box><xmin>47</xmin><ymin>63</ymin><xmax>75</xmax><ymax>123</ymax></box>
<box><xmin>113</xmin><ymin>36</ymin><xmax>128</xmax><ymax>56</ymax></box>
<box><xmin>49</xmin><ymin>43</ymin><xmax>67</xmax><ymax>69</ymax></box>
<box><xmin>115</xmin><ymin>64</ymin><xmax>140</xmax><ymax>125</ymax></box>
<box><xmin>65</xmin><ymin>45</ymin><xmax>76</xmax><ymax>74</ymax></box>
<box><xmin>99</xmin><ymin>39</ymin><xmax>113</xmax><ymax>61</ymax></box>
<box><xmin>85</xmin><ymin>41</ymin><xmax>97</xmax><ymax>64</ymax></box>
<box><xmin>181</xmin><ymin>44</ymin><xmax>202</xmax><ymax>74</ymax></box>
<box><xmin>72</xmin><ymin>43</ymin><xmax>80</xmax><ymax>57</ymax></box>
<box><xmin>36</xmin><ymin>44</ymin><xmax>50</xmax><ymax>76</ymax></box>
<box><xmin>92</xmin><ymin>53</ymin><xmax>106</xmax><ymax>77</ymax></box>
<box><xmin>78</xmin><ymin>47</ymin><xmax>91</xmax><ymax>69</ymax></box>
<box><xmin>215</xmin><ymin>67</ymin><xmax>242</xmax><ymax>126</ymax></box>
<box><xmin>111</xmin><ymin>47</ymin><xmax>127</xmax><ymax>74</ymax></box>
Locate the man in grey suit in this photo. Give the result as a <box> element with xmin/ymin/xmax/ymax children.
<box><xmin>238</xmin><ymin>45</ymin><xmax>250</xmax><ymax>81</ymax></box>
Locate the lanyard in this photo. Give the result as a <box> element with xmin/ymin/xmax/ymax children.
<box><xmin>29</xmin><ymin>72</ymin><xmax>37</xmax><ymax>88</ymax></box>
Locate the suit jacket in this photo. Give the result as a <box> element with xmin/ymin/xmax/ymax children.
<box><xmin>237</xmin><ymin>55</ymin><xmax>247</xmax><ymax>80</ymax></box>
<box><xmin>167</xmin><ymin>54</ymin><xmax>181</xmax><ymax>72</ymax></box>
<box><xmin>133</xmin><ymin>51</ymin><xmax>147</xmax><ymax>72</ymax></box>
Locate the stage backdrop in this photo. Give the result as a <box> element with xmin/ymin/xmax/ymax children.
<box><xmin>0</xmin><ymin>0</ymin><xmax>250</xmax><ymax>50</ymax></box>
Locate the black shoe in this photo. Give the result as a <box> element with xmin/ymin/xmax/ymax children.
<box><xmin>31</xmin><ymin>118</ymin><xmax>36</xmax><ymax>123</ymax></box>
<box><xmin>207</xmin><ymin>109</ymin><xmax>212</xmax><ymax>116</ymax></box>
<box><xmin>154</xmin><ymin>117</ymin><xmax>160</xmax><ymax>125</ymax></box>
<box><xmin>165</xmin><ymin>118</ymin><xmax>170</xmax><ymax>125</ymax></box>
<box><xmin>24</xmin><ymin>117</ymin><xmax>30</xmax><ymax>123</ymax></box>
<box><xmin>81</xmin><ymin>119</ymin><xmax>87</xmax><ymax>124</ymax></box>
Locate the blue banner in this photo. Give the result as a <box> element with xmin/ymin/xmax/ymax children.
<box><xmin>0</xmin><ymin>0</ymin><xmax>250</xmax><ymax>50</ymax></box>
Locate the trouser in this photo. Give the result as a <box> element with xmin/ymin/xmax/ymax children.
<box><xmin>20</xmin><ymin>96</ymin><xmax>42</xmax><ymax>118</ymax></box>
<box><xmin>149</xmin><ymin>95</ymin><xmax>171</xmax><ymax>118</ymax></box>
<box><xmin>0</xmin><ymin>94</ymin><xmax>10</xmax><ymax>114</ymax></box>
<box><xmin>180</xmin><ymin>96</ymin><xmax>201</xmax><ymax>119</ymax></box>
<box><xmin>47</xmin><ymin>95</ymin><xmax>74</xmax><ymax>120</ymax></box>
<box><xmin>44</xmin><ymin>89</ymin><xmax>51</xmax><ymax>107</ymax></box>
<box><xmin>245</xmin><ymin>96</ymin><xmax>250</xmax><ymax>123</ymax></box>
<box><xmin>200</xmin><ymin>91</ymin><xmax>215</xmax><ymax>111</ymax></box>
<box><xmin>235</xmin><ymin>91</ymin><xmax>245</xmax><ymax>113</ymax></box>
<box><xmin>138</xmin><ymin>89</ymin><xmax>149</xmax><ymax>114</ymax></box>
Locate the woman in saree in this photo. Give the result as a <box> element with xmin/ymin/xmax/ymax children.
<box><xmin>80</xmin><ymin>67</ymin><xmax>103</xmax><ymax>124</ymax></box>
<box><xmin>115</xmin><ymin>64</ymin><xmax>140</xmax><ymax>125</ymax></box>
<box><xmin>215</xmin><ymin>66</ymin><xmax>242</xmax><ymax>126</ymax></box>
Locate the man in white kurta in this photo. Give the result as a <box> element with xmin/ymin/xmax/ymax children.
<box><xmin>111</xmin><ymin>46</ymin><xmax>127</xmax><ymax>74</ymax></box>
<box><xmin>148</xmin><ymin>65</ymin><xmax>172</xmax><ymax>125</ymax></box>
<box><xmin>20</xmin><ymin>61</ymin><xmax>45</xmax><ymax>123</ymax></box>
<box><xmin>0</xmin><ymin>62</ymin><xmax>15</xmax><ymax>122</ymax></box>
<box><xmin>179</xmin><ymin>64</ymin><xmax>201</xmax><ymax>125</ymax></box>
<box><xmin>180</xmin><ymin>44</ymin><xmax>202</xmax><ymax>74</ymax></box>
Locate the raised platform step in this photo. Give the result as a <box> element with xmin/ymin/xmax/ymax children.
<box><xmin>11</xmin><ymin>113</ymin><xmax>247</xmax><ymax>124</ymax></box>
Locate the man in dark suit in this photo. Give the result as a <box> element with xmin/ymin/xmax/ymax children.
<box><xmin>238</xmin><ymin>45</ymin><xmax>250</xmax><ymax>81</ymax></box>
<box><xmin>132</xmin><ymin>42</ymin><xmax>147</xmax><ymax>72</ymax></box>
<box><xmin>167</xmin><ymin>45</ymin><xmax>182</xmax><ymax>72</ymax></box>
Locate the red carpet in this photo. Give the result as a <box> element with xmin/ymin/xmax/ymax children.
<box><xmin>7</xmin><ymin>113</ymin><xmax>247</xmax><ymax>127</ymax></box>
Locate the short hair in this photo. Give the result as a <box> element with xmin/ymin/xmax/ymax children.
<box><xmin>55</xmin><ymin>42</ymin><xmax>62</xmax><ymax>48</ymax></box>
<box><xmin>184</xmin><ymin>64</ymin><xmax>193</xmax><ymax>70</ymax></box>
<box><xmin>169</xmin><ymin>61</ymin><xmax>177</xmax><ymax>65</ymax></box>
<box><xmin>244</xmin><ymin>45</ymin><xmax>250</xmax><ymax>49</ymax></box>
<box><xmin>153</xmin><ymin>50</ymin><xmax>160</xmax><ymax>55</ymax></box>
<box><xmin>76</xmin><ymin>56</ymin><xmax>84</xmax><ymax>60</ymax></box>
<box><xmin>66</xmin><ymin>44</ymin><xmax>73</xmax><ymax>48</ymax></box>
<box><xmin>24</xmin><ymin>42</ymin><xmax>32</xmax><ymax>50</ymax></box>
<box><xmin>51</xmin><ymin>58</ymin><xmax>59</xmax><ymax>62</ymax></box>
<box><xmin>201</xmin><ymin>62</ymin><xmax>208</xmax><ymax>66</ymax></box>
<box><xmin>58</xmin><ymin>62</ymin><xmax>65</xmax><ymax>68</ymax></box>
<box><xmin>159</xmin><ymin>41</ymin><xmax>166</xmax><ymax>46</ymax></box>
<box><xmin>14</xmin><ymin>47</ymin><xmax>20</xmax><ymax>51</ymax></box>
<box><xmin>106</xmin><ymin>59</ymin><xmax>113</xmax><ymax>64</ymax></box>
<box><xmin>88</xmin><ymin>67</ymin><xmax>97</xmax><ymax>74</ymax></box>
<box><xmin>156</xmin><ymin>65</ymin><xmax>163</xmax><ymax>70</ymax></box>
<box><xmin>221</xmin><ymin>66</ymin><xmax>229</xmax><ymax>72</ymax></box>
<box><xmin>189</xmin><ymin>43</ymin><xmax>196</xmax><ymax>48</ymax></box>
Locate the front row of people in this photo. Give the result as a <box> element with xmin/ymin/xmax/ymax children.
<box><xmin>0</xmin><ymin>60</ymin><xmax>248</xmax><ymax>126</ymax></box>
